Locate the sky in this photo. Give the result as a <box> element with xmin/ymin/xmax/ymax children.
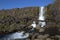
<box><xmin>0</xmin><ymin>0</ymin><xmax>54</xmax><ymax>10</ymax></box>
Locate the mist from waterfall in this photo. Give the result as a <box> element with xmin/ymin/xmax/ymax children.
<box><xmin>38</xmin><ymin>6</ymin><xmax>46</xmax><ymax>27</ymax></box>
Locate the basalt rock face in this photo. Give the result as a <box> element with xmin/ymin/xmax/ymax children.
<box><xmin>0</xmin><ymin>7</ymin><xmax>39</xmax><ymax>34</ymax></box>
<box><xmin>46</xmin><ymin>0</ymin><xmax>60</xmax><ymax>24</ymax></box>
<box><xmin>45</xmin><ymin>0</ymin><xmax>60</xmax><ymax>36</ymax></box>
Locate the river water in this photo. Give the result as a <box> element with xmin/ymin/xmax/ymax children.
<box><xmin>0</xmin><ymin>32</ymin><xmax>29</xmax><ymax>40</ymax></box>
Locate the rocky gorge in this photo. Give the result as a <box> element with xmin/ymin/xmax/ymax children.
<box><xmin>0</xmin><ymin>0</ymin><xmax>60</xmax><ymax>40</ymax></box>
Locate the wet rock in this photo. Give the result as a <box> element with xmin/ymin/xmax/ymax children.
<box><xmin>34</xmin><ymin>39</ymin><xmax>40</xmax><ymax>40</ymax></box>
<box><xmin>39</xmin><ymin>28</ymin><xmax>45</xmax><ymax>32</ymax></box>
<box><xmin>46</xmin><ymin>22</ymin><xmax>56</xmax><ymax>27</ymax></box>
<box><xmin>46</xmin><ymin>38</ymin><xmax>51</xmax><ymax>40</ymax></box>
<box><xmin>37</xmin><ymin>35</ymin><xmax>48</xmax><ymax>40</ymax></box>
<box><xmin>55</xmin><ymin>35</ymin><xmax>60</xmax><ymax>40</ymax></box>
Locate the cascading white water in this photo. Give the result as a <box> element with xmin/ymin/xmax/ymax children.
<box><xmin>38</xmin><ymin>6</ymin><xmax>46</xmax><ymax>27</ymax></box>
<box><xmin>30</xmin><ymin>21</ymin><xmax>36</xmax><ymax>30</ymax></box>
<box><xmin>31</xmin><ymin>21</ymin><xmax>36</xmax><ymax>28</ymax></box>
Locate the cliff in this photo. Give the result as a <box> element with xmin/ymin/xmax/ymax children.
<box><xmin>46</xmin><ymin>0</ymin><xmax>60</xmax><ymax>28</ymax></box>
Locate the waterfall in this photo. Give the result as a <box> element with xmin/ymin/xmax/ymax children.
<box><xmin>38</xmin><ymin>6</ymin><xmax>46</xmax><ymax>27</ymax></box>
<box><xmin>39</xmin><ymin>6</ymin><xmax>45</xmax><ymax>20</ymax></box>
<box><xmin>31</xmin><ymin>6</ymin><xmax>46</xmax><ymax>28</ymax></box>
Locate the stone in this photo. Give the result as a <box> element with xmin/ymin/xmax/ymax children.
<box><xmin>46</xmin><ymin>38</ymin><xmax>51</xmax><ymax>40</ymax></box>
<box><xmin>39</xmin><ymin>28</ymin><xmax>45</xmax><ymax>32</ymax></box>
